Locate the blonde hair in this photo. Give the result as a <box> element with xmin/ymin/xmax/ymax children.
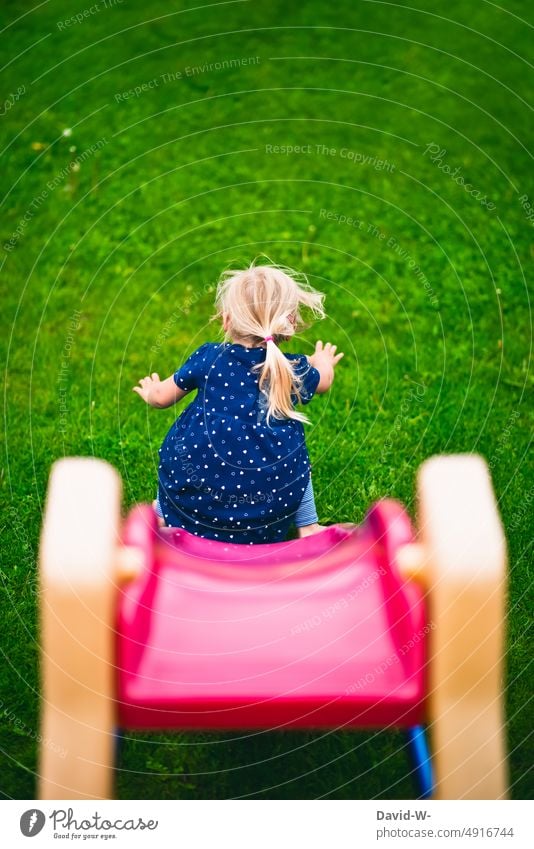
<box><xmin>214</xmin><ymin>262</ymin><xmax>325</xmax><ymax>424</ymax></box>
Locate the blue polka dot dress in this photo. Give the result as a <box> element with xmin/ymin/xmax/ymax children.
<box><xmin>157</xmin><ymin>342</ymin><xmax>320</xmax><ymax>544</ymax></box>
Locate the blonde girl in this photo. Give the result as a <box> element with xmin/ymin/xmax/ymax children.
<box><xmin>134</xmin><ymin>263</ymin><xmax>343</xmax><ymax>543</ymax></box>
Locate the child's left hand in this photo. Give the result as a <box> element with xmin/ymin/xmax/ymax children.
<box><xmin>133</xmin><ymin>372</ymin><xmax>187</xmax><ymax>408</ymax></box>
<box><xmin>133</xmin><ymin>373</ymin><xmax>161</xmax><ymax>405</ymax></box>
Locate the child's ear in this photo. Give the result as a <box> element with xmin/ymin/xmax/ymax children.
<box><xmin>222</xmin><ymin>312</ymin><xmax>230</xmax><ymax>332</ymax></box>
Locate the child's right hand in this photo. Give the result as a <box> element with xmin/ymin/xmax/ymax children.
<box><xmin>308</xmin><ymin>341</ymin><xmax>344</xmax><ymax>393</ymax></box>
<box><xmin>309</xmin><ymin>340</ymin><xmax>344</xmax><ymax>369</ymax></box>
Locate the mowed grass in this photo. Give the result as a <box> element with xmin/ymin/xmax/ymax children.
<box><xmin>1</xmin><ymin>0</ymin><xmax>532</xmax><ymax>799</ymax></box>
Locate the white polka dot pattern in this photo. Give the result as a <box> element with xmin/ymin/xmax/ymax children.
<box><xmin>157</xmin><ymin>342</ymin><xmax>320</xmax><ymax>543</ymax></box>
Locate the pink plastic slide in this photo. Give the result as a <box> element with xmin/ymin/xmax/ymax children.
<box><xmin>118</xmin><ymin>500</ymin><xmax>425</xmax><ymax>730</ymax></box>
<box><xmin>38</xmin><ymin>454</ymin><xmax>508</xmax><ymax>801</ymax></box>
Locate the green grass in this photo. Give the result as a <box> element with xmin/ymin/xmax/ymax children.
<box><xmin>1</xmin><ymin>0</ymin><xmax>532</xmax><ymax>800</ymax></box>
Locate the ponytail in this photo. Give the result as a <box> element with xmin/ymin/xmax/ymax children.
<box><xmin>257</xmin><ymin>338</ymin><xmax>308</xmax><ymax>424</ymax></box>
<box><xmin>215</xmin><ymin>262</ymin><xmax>325</xmax><ymax>425</ymax></box>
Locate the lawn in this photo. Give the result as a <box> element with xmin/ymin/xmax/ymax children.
<box><xmin>1</xmin><ymin>0</ymin><xmax>532</xmax><ymax>800</ymax></box>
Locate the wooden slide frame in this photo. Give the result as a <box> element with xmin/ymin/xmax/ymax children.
<box><xmin>38</xmin><ymin>454</ymin><xmax>508</xmax><ymax>799</ymax></box>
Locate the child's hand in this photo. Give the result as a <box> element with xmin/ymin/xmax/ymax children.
<box><xmin>309</xmin><ymin>340</ymin><xmax>344</xmax><ymax>370</ymax></box>
<box><xmin>308</xmin><ymin>341</ymin><xmax>344</xmax><ymax>393</ymax></box>
<box><xmin>133</xmin><ymin>372</ymin><xmax>188</xmax><ymax>408</ymax></box>
<box><xmin>133</xmin><ymin>373</ymin><xmax>162</xmax><ymax>405</ymax></box>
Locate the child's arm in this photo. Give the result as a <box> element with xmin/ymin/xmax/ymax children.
<box><xmin>307</xmin><ymin>341</ymin><xmax>344</xmax><ymax>394</ymax></box>
<box><xmin>133</xmin><ymin>373</ymin><xmax>188</xmax><ymax>409</ymax></box>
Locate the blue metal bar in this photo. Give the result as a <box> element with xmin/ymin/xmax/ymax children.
<box><xmin>406</xmin><ymin>725</ymin><xmax>434</xmax><ymax>799</ymax></box>
<box><xmin>114</xmin><ymin>727</ymin><xmax>124</xmax><ymax>765</ymax></box>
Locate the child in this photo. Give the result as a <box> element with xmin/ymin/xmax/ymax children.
<box><xmin>133</xmin><ymin>263</ymin><xmax>343</xmax><ymax>544</ymax></box>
